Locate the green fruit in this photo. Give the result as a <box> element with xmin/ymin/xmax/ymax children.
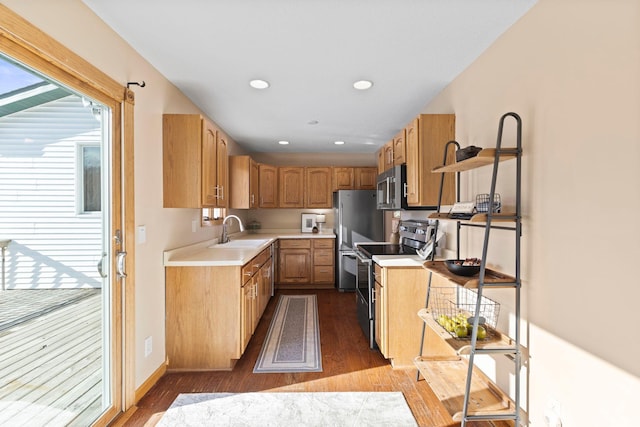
<box><xmin>477</xmin><ymin>326</ymin><xmax>487</xmax><ymax>340</ymax></box>
<box><xmin>455</xmin><ymin>325</ymin><xmax>468</xmax><ymax>338</ymax></box>
<box><xmin>445</xmin><ymin>320</ymin><xmax>456</xmax><ymax>332</ymax></box>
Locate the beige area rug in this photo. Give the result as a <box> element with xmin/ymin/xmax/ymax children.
<box><xmin>253</xmin><ymin>294</ymin><xmax>322</xmax><ymax>373</ymax></box>
<box><xmin>157</xmin><ymin>392</ymin><xmax>419</xmax><ymax>426</ymax></box>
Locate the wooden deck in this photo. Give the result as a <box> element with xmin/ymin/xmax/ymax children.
<box><xmin>0</xmin><ymin>290</ymin><xmax>103</xmax><ymax>426</ymax></box>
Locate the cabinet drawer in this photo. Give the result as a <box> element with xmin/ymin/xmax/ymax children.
<box><xmin>313</xmin><ymin>239</ymin><xmax>334</xmax><ymax>249</ymax></box>
<box><xmin>242</xmin><ymin>263</ymin><xmax>256</xmax><ymax>283</ymax></box>
<box><xmin>279</xmin><ymin>239</ymin><xmax>311</xmax><ymax>249</ymax></box>
<box><xmin>313</xmin><ymin>266</ymin><xmax>334</xmax><ymax>283</ymax></box>
<box><xmin>313</xmin><ymin>248</ymin><xmax>334</xmax><ymax>266</ymax></box>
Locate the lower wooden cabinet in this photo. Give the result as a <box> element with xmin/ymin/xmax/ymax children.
<box><xmin>277</xmin><ymin>238</ymin><xmax>335</xmax><ymax>289</ymax></box>
<box><xmin>374</xmin><ymin>263</ymin><xmax>448</xmax><ymax>368</ymax></box>
<box><xmin>166</xmin><ymin>247</ymin><xmax>272</xmax><ymax>371</ymax></box>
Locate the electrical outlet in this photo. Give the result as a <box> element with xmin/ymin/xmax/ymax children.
<box><xmin>191</xmin><ymin>220</ymin><xmax>198</xmax><ymax>233</ymax></box>
<box><xmin>144</xmin><ymin>336</ymin><xmax>152</xmax><ymax>357</ymax></box>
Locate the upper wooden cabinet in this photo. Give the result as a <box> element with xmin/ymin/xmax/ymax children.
<box><xmin>229</xmin><ymin>155</ymin><xmax>259</xmax><ymax>209</ymax></box>
<box><xmin>305</xmin><ymin>167</ymin><xmax>332</xmax><ymax>208</ymax></box>
<box><xmin>333</xmin><ymin>167</ymin><xmax>377</xmax><ymax>191</ymax></box>
<box><xmin>354</xmin><ymin>167</ymin><xmax>377</xmax><ymax>190</ymax></box>
<box><xmin>258</xmin><ymin>164</ymin><xmax>278</xmax><ymax>208</ymax></box>
<box><xmin>405</xmin><ymin>114</ymin><xmax>455</xmax><ymax>207</ymax></box>
<box><xmin>393</xmin><ymin>129</ymin><xmax>406</xmax><ymax>165</ymax></box>
<box><xmin>383</xmin><ymin>140</ymin><xmax>394</xmax><ymax>171</ymax></box>
<box><xmin>332</xmin><ymin>167</ymin><xmax>354</xmax><ymax>191</ymax></box>
<box><xmin>163</xmin><ymin>114</ymin><xmax>228</xmax><ymax>208</ymax></box>
<box><xmin>215</xmin><ymin>130</ymin><xmax>229</xmax><ymax>207</ymax></box>
<box><xmin>278</xmin><ymin>167</ymin><xmax>304</xmax><ymax>208</ymax></box>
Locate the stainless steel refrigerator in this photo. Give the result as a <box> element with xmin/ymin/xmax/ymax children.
<box><xmin>333</xmin><ymin>190</ymin><xmax>384</xmax><ymax>291</ymax></box>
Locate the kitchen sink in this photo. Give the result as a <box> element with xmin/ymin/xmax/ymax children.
<box><xmin>209</xmin><ymin>239</ymin><xmax>270</xmax><ymax>249</ymax></box>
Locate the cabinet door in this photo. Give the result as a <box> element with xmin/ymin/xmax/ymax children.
<box><xmin>250</xmin><ymin>158</ymin><xmax>259</xmax><ymax>209</ymax></box>
<box><xmin>258</xmin><ymin>261</ymin><xmax>271</xmax><ymax>317</ymax></box>
<box><xmin>278</xmin><ymin>167</ymin><xmax>304</xmax><ymax>208</ymax></box>
<box><xmin>278</xmin><ymin>248</ymin><xmax>311</xmax><ymax>284</ymax></box>
<box><xmin>305</xmin><ymin>167</ymin><xmax>332</xmax><ymax>208</ymax></box>
<box><xmin>405</xmin><ymin>114</ymin><xmax>455</xmax><ymax>207</ymax></box>
<box><xmin>374</xmin><ymin>280</ymin><xmax>387</xmax><ymax>356</ymax></box>
<box><xmin>393</xmin><ymin>129</ymin><xmax>406</xmax><ymax>165</ymax></box>
<box><xmin>333</xmin><ymin>167</ymin><xmax>354</xmax><ymax>191</ymax></box>
<box><xmin>354</xmin><ymin>167</ymin><xmax>377</xmax><ymax>190</ymax></box>
<box><xmin>405</xmin><ymin>118</ymin><xmax>420</xmax><ymax>205</ymax></box>
<box><xmin>241</xmin><ymin>281</ymin><xmax>254</xmax><ymax>352</ymax></box>
<box><xmin>377</xmin><ymin>149</ymin><xmax>385</xmax><ymax>174</ymax></box>
<box><xmin>383</xmin><ymin>141</ymin><xmax>394</xmax><ymax>171</ymax></box>
<box><xmin>201</xmin><ymin>119</ymin><xmax>219</xmax><ymax>207</ymax></box>
<box><xmin>216</xmin><ymin>130</ymin><xmax>229</xmax><ymax>207</ymax></box>
<box><xmin>259</xmin><ymin>164</ymin><xmax>278</xmax><ymax>208</ymax></box>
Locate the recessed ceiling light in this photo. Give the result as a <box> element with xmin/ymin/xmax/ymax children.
<box><xmin>334</xmin><ymin>141</ymin><xmax>345</xmax><ymax>145</ymax></box>
<box><xmin>364</xmin><ymin>141</ymin><xmax>375</xmax><ymax>145</ymax></box>
<box><xmin>278</xmin><ymin>140</ymin><xmax>289</xmax><ymax>145</ymax></box>
<box><xmin>249</xmin><ymin>79</ymin><xmax>270</xmax><ymax>89</ymax></box>
<box><xmin>353</xmin><ymin>80</ymin><xmax>373</xmax><ymax>90</ymax></box>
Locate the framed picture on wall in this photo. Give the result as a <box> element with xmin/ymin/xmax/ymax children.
<box><xmin>301</xmin><ymin>213</ymin><xmax>317</xmax><ymax>233</ymax></box>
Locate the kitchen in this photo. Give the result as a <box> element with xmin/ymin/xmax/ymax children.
<box><xmin>0</xmin><ymin>1</ymin><xmax>638</xmax><ymax>427</ymax></box>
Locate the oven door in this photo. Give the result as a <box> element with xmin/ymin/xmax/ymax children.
<box><xmin>355</xmin><ymin>250</ymin><xmax>376</xmax><ymax>349</ymax></box>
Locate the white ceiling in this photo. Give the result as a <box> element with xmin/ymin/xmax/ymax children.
<box><xmin>82</xmin><ymin>0</ymin><xmax>536</xmax><ymax>154</ymax></box>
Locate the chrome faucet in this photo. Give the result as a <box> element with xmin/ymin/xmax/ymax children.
<box><xmin>220</xmin><ymin>215</ymin><xmax>245</xmax><ymax>244</ymax></box>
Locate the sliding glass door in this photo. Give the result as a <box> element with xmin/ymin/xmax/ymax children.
<box><xmin>0</xmin><ymin>53</ymin><xmax>123</xmax><ymax>425</ymax></box>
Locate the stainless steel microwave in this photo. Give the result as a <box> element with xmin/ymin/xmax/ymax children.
<box><xmin>376</xmin><ymin>165</ymin><xmax>407</xmax><ymax>210</ymax></box>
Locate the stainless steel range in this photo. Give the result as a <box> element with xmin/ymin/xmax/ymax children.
<box><xmin>354</xmin><ymin>219</ymin><xmax>436</xmax><ymax>349</ymax></box>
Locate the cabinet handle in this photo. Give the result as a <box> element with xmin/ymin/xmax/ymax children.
<box><xmin>219</xmin><ymin>185</ymin><xmax>224</xmax><ymax>201</ymax></box>
<box><xmin>372</xmin><ymin>288</ymin><xmax>376</xmax><ymax>303</ymax></box>
<box><xmin>243</xmin><ymin>271</ymin><xmax>253</xmax><ymax>276</ymax></box>
<box><xmin>403</xmin><ymin>182</ymin><xmax>408</xmax><ymax>197</ymax></box>
<box><xmin>251</xmin><ymin>194</ymin><xmax>255</xmax><ymax>205</ymax></box>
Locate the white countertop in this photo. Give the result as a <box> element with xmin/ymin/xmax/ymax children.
<box><xmin>163</xmin><ymin>230</ymin><xmax>335</xmax><ymax>267</ymax></box>
<box><xmin>372</xmin><ymin>254</ymin><xmax>427</xmax><ymax>268</ymax></box>
<box><xmin>372</xmin><ymin>248</ymin><xmax>457</xmax><ymax>268</ymax></box>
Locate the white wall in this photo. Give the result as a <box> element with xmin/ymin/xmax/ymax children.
<box><xmin>419</xmin><ymin>0</ymin><xmax>640</xmax><ymax>425</ymax></box>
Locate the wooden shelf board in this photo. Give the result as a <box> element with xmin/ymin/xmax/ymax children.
<box><xmin>423</xmin><ymin>261</ymin><xmax>516</xmax><ymax>289</ymax></box>
<box><xmin>414</xmin><ymin>357</ymin><xmax>516</xmax><ymax>424</ymax></box>
<box><xmin>418</xmin><ymin>308</ymin><xmax>519</xmax><ymax>354</ymax></box>
<box><xmin>431</xmin><ymin>148</ymin><xmax>517</xmax><ymax>173</ymax></box>
<box><xmin>428</xmin><ymin>212</ymin><xmax>516</xmax><ymax>223</ymax></box>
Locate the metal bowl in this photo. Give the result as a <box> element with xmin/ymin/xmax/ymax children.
<box><xmin>444</xmin><ymin>259</ymin><xmax>481</xmax><ymax>276</ymax></box>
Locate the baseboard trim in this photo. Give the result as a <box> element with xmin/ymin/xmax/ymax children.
<box><xmin>134</xmin><ymin>359</ymin><xmax>167</xmax><ymax>403</ymax></box>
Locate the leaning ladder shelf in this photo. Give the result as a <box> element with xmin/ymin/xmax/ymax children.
<box><xmin>415</xmin><ymin>112</ymin><xmax>523</xmax><ymax>426</ymax></box>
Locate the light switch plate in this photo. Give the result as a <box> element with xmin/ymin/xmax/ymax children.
<box><xmin>137</xmin><ymin>225</ymin><xmax>146</xmax><ymax>244</ymax></box>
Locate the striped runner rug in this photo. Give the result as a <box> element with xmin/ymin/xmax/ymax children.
<box><xmin>253</xmin><ymin>294</ymin><xmax>322</xmax><ymax>373</ymax></box>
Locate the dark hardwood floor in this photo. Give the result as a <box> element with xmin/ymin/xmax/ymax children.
<box><xmin>121</xmin><ymin>289</ymin><xmax>503</xmax><ymax>427</ymax></box>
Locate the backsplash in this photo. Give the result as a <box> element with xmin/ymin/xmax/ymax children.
<box><xmin>245</xmin><ymin>208</ymin><xmax>334</xmax><ymax>232</ymax></box>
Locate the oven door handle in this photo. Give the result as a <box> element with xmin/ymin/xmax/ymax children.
<box><xmin>354</xmin><ymin>250</ymin><xmax>372</xmax><ymax>264</ymax></box>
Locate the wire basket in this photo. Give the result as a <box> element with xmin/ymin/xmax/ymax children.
<box><xmin>475</xmin><ymin>193</ymin><xmax>501</xmax><ymax>213</ymax></box>
<box><xmin>429</xmin><ymin>286</ymin><xmax>500</xmax><ymax>340</ymax></box>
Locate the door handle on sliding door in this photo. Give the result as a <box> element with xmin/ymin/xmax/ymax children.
<box><xmin>116</xmin><ymin>251</ymin><xmax>127</xmax><ymax>279</ymax></box>
<box><xmin>96</xmin><ymin>252</ymin><xmax>107</xmax><ymax>278</ymax></box>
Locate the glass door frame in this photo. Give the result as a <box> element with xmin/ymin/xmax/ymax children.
<box><xmin>0</xmin><ymin>5</ymin><xmax>136</xmax><ymax>425</ymax></box>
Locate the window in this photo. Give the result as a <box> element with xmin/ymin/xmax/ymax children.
<box><xmin>202</xmin><ymin>207</ymin><xmax>224</xmax><ymax>225</ymax></box>
<box><xmin>79</xmin><ymin>144</ymin><xmax>101</xmax><ymax>213</ymax></box>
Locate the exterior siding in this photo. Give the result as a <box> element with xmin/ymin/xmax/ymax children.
<box><xmin>0</xmin><ymin>95</ymin><xmax>103</xmax><ymax>289</ymax></box>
